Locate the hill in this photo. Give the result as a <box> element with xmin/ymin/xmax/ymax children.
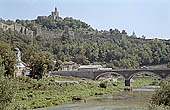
<box><xmin>0</xmin><ymin>9</ymin><xmax>170</xmax><ymax>69</ymax></box>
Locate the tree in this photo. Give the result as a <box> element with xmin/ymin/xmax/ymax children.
<box><xmin>30</xmin><ymin>51</ymin><xmax>54</xmax><ymax>78</ymax></box>
<box><xmin>5</xmin><ymin>20</ymin><xmax>14</xmax><ymax>25</ymax></box>
<box><xmin>0</xmin><ymin>56</ymin><xmax>5</xmax><ymax>78</ymax></box>
<box><xmin>149</xmin><ymin>79</ymin><xmax>170</xmax><ymax>108</ymax></box>
<box><xmin>0</xmin><ymin>78</ymin><xmax>17</xmax><ymax>110</ymax></box>
<box><xmin>73</xmin><ymin>54</ymin><xmax>90</xmax><ymax>65</ymax></box>
<box><xmin>121</xmin><ymin>30</ymin><xmax>127</xmax><ymax>35</ymax></box>
<box><xmin>141</xmin><ymin>35</ymin><xmax>146</xmax><ymax>39</ymax></box>
<box><xmin>54</xmin><ymin>60</ymin><xmax>64</xmax><ymax>71</ymax></box>
<box><xmin>22</xmin><ymin>45</ymin><xmax>39</xmax><ymax>65</ymax></box>
<box><xmin>131</xmin><ymin>31</ymin><xmax>137</xmax><ymax>38</ymax></box>
<box><xmin>106</xmin><ymin>62</ymin><xmax>118</xmax><ymax>69</ymax></box>
<box><xmin>0</xmin><ymin>41</ymin><xmax>16</xmax><ymax>77</ymax></box>
<box><xmin>22</xmin><ymin>45</ymin><xmax>54</xmax><ymax>78</ymax></box>
<box><xmin>167</xmin><ymin>62</ymin><xmax>170</xmax><ymax>68</ymax></box>
<box><xmin>0</xmin><ymin>56</ymin><xmax>17</xmax><ymax>110</ymax></box>
<box><xmin>109</xmin><ymin>28</ymin><xmax>121</xmax><ymax>35</ymax></box>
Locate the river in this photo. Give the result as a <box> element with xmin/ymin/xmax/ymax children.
<box><xmin>36</xmin><ymin>86</ymin><xmax>159</xmax><ymax>110</ymax></box>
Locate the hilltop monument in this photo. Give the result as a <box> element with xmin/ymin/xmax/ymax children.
<box><xmin>51</xmin><ymin>7</ymin><xmax>59</xmax><ymax>20</ymax></box>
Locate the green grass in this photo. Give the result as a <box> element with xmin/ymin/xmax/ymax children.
<box><xmin>131</xmin><ymin>78</ymin><xmax>154</xmax><ymax>87</ymax></box>
<box><xmin>7</xmin><ymin>75</ymin><xmax>157</xmax><ymax>110</ymax></box>
<box><xmin>7</xmin><ymin>76</ymin><xmax>123</xmax><ymax>109</ymax></box>
<box><xmin>147</xmin><ymin>64</ymin><xmax>168</xmax><ymax>69</ymax></box>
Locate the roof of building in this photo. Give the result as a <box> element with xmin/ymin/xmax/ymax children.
<box><xmin>15</xmin><ymin>62</ymin><xmax>26</xmax><ymax>68</ymax></box>
<box><xmin>64</xmin><ymin>61</ymin><xmax>76</xmax><ymax>65</ymax></box>
<box><xmin>98</xmin><ymin>68</ymin><xmax>112</xmax><ymax>70</ymax></box>
<box><xmin>78</xmin><ymin>65</ymin><xmax>103</xmax><ymax>69</ymax></box>
<box><xmin>15</xmin><ymin>61</ymin><xmax>26</xmax><ymax>67</ymax></box>
<box><xmin>14</xmin><ymin>47</ymin><xmax>20</xmax><ymax>51</ymax></box>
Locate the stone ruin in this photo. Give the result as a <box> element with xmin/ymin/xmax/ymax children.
<box><xmin>0</xmin><ymin>22</ymin><xmax>34</xmax><ymax>36</ymax></box>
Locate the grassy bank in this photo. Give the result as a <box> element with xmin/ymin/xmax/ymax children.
<box><xmin>8</xmin><ymin>76</ymin><xmax>124</xmax><ymax>109</ymax></box>
<box><xmin>8</xmin><ymin>76</ymin><xmax>157</xmax><ymax>109</ymax></box>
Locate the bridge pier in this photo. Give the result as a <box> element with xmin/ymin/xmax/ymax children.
<box><xmin>125</xmin><ymin>79</ymin><xmax>130</xmax><ymax>86</ymax></box>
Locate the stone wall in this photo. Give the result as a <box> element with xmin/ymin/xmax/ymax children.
<box><xmin>52</xmin><ymin>70</ymin><xmax>95</xmax><ymax>80</ymax></box>
<box><xmin>36</xmin><ymin>27</ymin><xmax>60</xmax><ymax>38</ymax></box>
<box><xmin>0</xmin><ymin>22</ymin><xmax>3</xmax><ymax>29</ymax></box>
<box><xmin>0</xmin><ymin>22</ymin><xmax>34</xmax><ymax>36</ymax></box>
<box><xmin>41</xmin><ymin>29</ymin><xmax>57</xmax><ymax>38</ymax></box>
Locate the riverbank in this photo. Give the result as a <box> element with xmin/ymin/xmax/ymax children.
<box><xmin>35</xmin><ymin>86</ymin><xmax>170</xmax><ymax>110</ymax></box>
<box><xmin>36</xmin><ymin>90</ymin><xmax>154</xmax><ymax>110</ymax></box>
<box><xmin>8</xmin><ymin>75</ymin><xmax>158</xmax><ymax>109</ymax></box>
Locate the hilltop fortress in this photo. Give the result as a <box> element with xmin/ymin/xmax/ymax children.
<box><xmin>0</xmin><ymin>8</ymin><xmax>131</xmax><ymax>40</ymax></box>
<box><xmin>0</xmin><ymin>8</ymin><xmax>59</xmax><ymax>37</ymax></box>
<box><xmin>51</xmin><ymin>7</ymin><xmax>59</xmax><ymax>20</ymax></box>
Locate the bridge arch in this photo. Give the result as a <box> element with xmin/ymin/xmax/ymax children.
<box><xmin>124</xmin><ymin>71</ymin><xmax>165</xmax><ymax>86</ymax></box>
<box><xmin>128</xmin><ymin>71</ymin><xmax>166</xmax><ymax>80</ymax></box>
<box><xmin>95</xmin><ymin>72</ymin><xmax>125</xmax><ymax>80</ymax></box>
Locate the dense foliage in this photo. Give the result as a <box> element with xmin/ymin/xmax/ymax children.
<box><xmin>0</xmin><ymin>41</ymin><xmax>16</xmax><ymax>76</ymax></box>
<box><xmin>149</xmin><ymin>79</ymin><xmax>170</xmax><ymax>109</ymax></box>
<box><xmin>7</xmin><ymin>76</ymin><xmax>124</xmax><ymax>109</ymax></box>
<box><xmin>22</xmin><ymin>45</ymin><xmax>54</xmax><ymax>78</ymax></box>
<box><xmin>0</xmin><ymin>56</ymin><xmax>17</xmax><ymax>110</ymax></box>
<box><xmin>0</xmin><ymin>26</ymin><xmax>170</xmax><ymax>69</ymax></box>
<box><xmin>1</xmin><ymin>13</ymin><xmax>170</xmax><ymax>110</ymax></box>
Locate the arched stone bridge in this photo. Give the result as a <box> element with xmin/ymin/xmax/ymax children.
<box><xmin>52</xmin><ymin>68</ymin><xmax>170</xmax><ymax>86</ymax></box>
<box><xmin>93</xmin><ymin>69</ymin><xmax>170</xmax><ymax>86</ymax></box>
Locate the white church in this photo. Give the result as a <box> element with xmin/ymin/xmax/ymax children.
<box><xmin>14</xmin><ymin>48</ymin><xmax>30</xmax><ymax>76</ymax></box>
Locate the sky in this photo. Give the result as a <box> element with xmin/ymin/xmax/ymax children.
<box><xmin>0</xmin><ymin>0</ymin><xmax>170</xmax><ymax>39</ymax></box>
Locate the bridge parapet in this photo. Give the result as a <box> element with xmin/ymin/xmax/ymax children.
<box><xmin>93</xmin><ymin>69</ymin><xmax>170</xmax><ymax>86</ymax></box>
<box><xmin>52</xmin><ymin>68</ymin><xmax>170</xmax><ymax>87</ymax></box>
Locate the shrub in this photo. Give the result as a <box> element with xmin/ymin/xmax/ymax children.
<box><xmin>99</xmin><ymin>81</ymin><xmax>108</xmax><ymax>88</ymax></box>
<box><xmin>149</xmin><ymin>79</ymin><xmax>170</xmax><ymax>108</ymax></box>
<box><xmin>0</xmin><ymin>78</ymin><xmax>17</xmax><ymax>110</ymax></box>
<box><xmin>8</xmin><ymin>103</ymin><xmax>32</xmax><ymax>110</ymax></box>
<box><xmin>167</xmin><ymin>62</ymin><xmax>170</xmax><ymax>68</ymax></box>
<box><xmin>148</xmin><ymin>104</ymin><xmax>170</xmax><ymax>110</ymax></box>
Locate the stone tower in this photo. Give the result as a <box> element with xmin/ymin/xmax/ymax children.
<box><xmin>51</xmin><ymin>7</ymin><xmax>59</xmax><ymax>20</ymax></box>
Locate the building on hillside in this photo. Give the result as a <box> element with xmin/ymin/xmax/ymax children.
<box><xmin>62</xmin><ymin>61</ymin><xmax>79</xmax><ymax>71</ymax></box>
<box><xmin>78</xmin><ymin>65</ymin><xmax>103</xmax><ymax>71</ymax></box>
<box><xmin>14</xmin><ymin>48</ymin><xmax>30</xmax><ymax>76</ymax></box>
<box><xmin>98</xmin><ymin>68</ymin><xmax>113</xmax><ymax>71</ymax></box>
<box><xmin>78</xmin><ymin>65</ymin><xmax>112</xmax><ymax>71</ymax></box>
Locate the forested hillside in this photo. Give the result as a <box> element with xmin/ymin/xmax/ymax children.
<box><xmin>0</xmin><ymin>16</ymin><xmax>170</xmax><ymax>69</ymax></box>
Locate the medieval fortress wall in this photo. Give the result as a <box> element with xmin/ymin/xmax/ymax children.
<box><xmin>0</xmin><ymin>20</ymin><xmax>60</xmax><ymax>38</ymax></box>
<box><xmin>35</xmin><ymin>26</ymin><xmax>59</xmax><ymax>38</ymax></box>
<box><xmin>35</xmin><ymin>7</ymin><xmax>60</xmax><ymax>38</ymax></box>
<box><xmin>0</xmin><ymin>22</ymin><xmax>34</xmax><ymax>36</ymax></box>
<box><xmin>0</xmin><ymin>8</ymin><xmax>60</xmax><ymax>37</ymax></box>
